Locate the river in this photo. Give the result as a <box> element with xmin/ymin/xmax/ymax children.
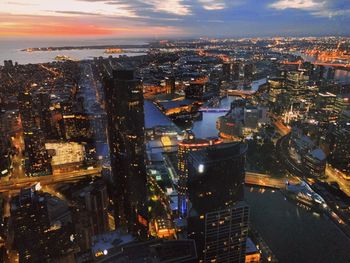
<box><xmin>293</xmin><ymin>51</ymin><xmax>350</xmax><ymax>84</ymax></box>
<box><xmin>191</xmin><ymin>96</ymin><xmax>350</xmax><ymax>262</ymax></box>
<box><xmin>191</xmin><ymin>96</ymin><xmax>236</xmax><ymax>138</ymax></box>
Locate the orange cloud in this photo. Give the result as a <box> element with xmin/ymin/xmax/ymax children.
<box><xmin>0</xmin><ymin>14</ymin><xmax>186</xmax><ymax>37</ymax></box>
<box><xmin>0</xmin><ymin>23</ymin><xmax>115</xmax><ymax>37</ymax></box>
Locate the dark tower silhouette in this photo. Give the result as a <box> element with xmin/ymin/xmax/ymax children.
<box><xmin>104</xmin><ymin>67</ymin><xmax>148</xmax><ymax>237</ymax></box>
<box><xmin>186</xmin><ymin>142</ymin><xmax>249</xmax><ymax>262</ymax></box>
<box><xmin>222</xmin><ymin>63</ymin><xmax>231</xmax><ymax>81</ymax></box>
<box><xmin>165</xmin><ymin>76</ymin><xmax>176</xmax><ymax>94</ymax></box>
<box><xmin>244</xmin><ymin>63</ymin><xmax>254</xmax><ymax>81</ymax></box>
<box><xmin>232</xmin><ymin>62</ymin><xmax>240</xmax><ymax>81</ymax></box>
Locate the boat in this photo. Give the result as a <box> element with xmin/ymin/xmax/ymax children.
<box><xmin>104</xmin><ymin>48</ymin><xmax>124</xmax><ymax>54</ymax></box>
<box><xmin>283</xmin><ymin>181</ymin><xmax>327</xmax><ymax>212</ymax></box>
<box><xmin>54</xmin><ymin>55</ymin><xmax>74</xmax><ymax>61</ymax></box>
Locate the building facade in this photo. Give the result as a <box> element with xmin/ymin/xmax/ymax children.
<box><xmin>177</xmin><ymin>136</ymin><xmax>222</xmax><ymax>217</ymax></box>
<box><xmin>104</xmin><ymin>67</ymin><xmax>148</xmax><ymax>237</ymax></box>
<box><xmin>186</xmin><ymin>142</ymin><xmax>249</xmax><ymax>262</ymax></box>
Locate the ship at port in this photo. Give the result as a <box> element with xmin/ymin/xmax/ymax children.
<box><xmin>284</xmin><ymin>181</ymin><xmax>327</xmax><ymax>211</ymax></box>
<box><xmin>104</xmin><ymin>48</ymin><xmax>124</xmax><ymax>54</ymax></box>
<box><xmin>54</xmin><ymin>55</ymin><xmax>76</xmax><ymax>61</ymax></box>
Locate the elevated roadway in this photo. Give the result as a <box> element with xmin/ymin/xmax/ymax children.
<box><xmin>245</xmin><ymin>171</ymin><xmax>298</xmax><ymax>189</ymax></box>
<box><xmin>0</xmin><ymin>167</ymin><xmax>101</xmax><ymax>193</ymax></box>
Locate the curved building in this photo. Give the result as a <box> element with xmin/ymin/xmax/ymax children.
<box><xmin>177</xmin><ymin>137</ymin><xmax>222</xmax><ymax>217</ymax></box>
<box><xmin>186</xmin><ymin>142</ymin><xmax>249</xmax><ymax>262</ymax></box>
<box><xmin>217</xmin><ymin>115</ymin><xmax>243</xmax><ymax>141</ymax></box>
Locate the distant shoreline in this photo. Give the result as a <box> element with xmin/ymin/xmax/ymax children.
<box><xmin>21</xmin><ymin>44</ymin><xmax>150</xmax><ymax>52</ymax></box>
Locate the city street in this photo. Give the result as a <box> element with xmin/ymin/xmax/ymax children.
<box><xmin>0</xmin><ymin>167</ymin><xmax>102</xmax><ymax>193</ymax></box>
<box><xmin>325</xmin><ymin>164</ymin><xmax>350</xmax><ymax>197</ymax></box>
<box><xmin>10</xmin><ymin>132</ymin><xmax>25</xmax><ymax>179</ymax></box>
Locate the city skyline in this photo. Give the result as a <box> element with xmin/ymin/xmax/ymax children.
<box><xmin>1</xmin><ymin>0</ymin><xmax>350</xmax><ymax>38</ymax></box>
<box><xmin>1</xmin><ymin>1</ymin><xmax>350</xmax><ymax>261</ymax></box>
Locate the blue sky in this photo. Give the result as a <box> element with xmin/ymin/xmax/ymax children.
<box><xmin>0</xmin><ymin>0</ymin><xmax>349</xmax><ymax>37</ymax></box>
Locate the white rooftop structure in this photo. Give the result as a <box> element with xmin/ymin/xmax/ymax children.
<box><xmin>310</xmin><ymin>148</ymin><xmax>326</xmax><ymax>161</ymax></box>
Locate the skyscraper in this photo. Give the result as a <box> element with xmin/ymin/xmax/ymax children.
<box><xmin>222</xmin><ymin>63</ymin><xmax>231</xmax><ymax>81</ymax></box>
<box><xmin>12</xmin><ymin>188</ymin><xmax>77</xmax><ymax>262</ymax></box>
<box><xmin>223</xmin><ymin>61</ymin><xmax>240</xmax><ymax>82</ymax></box>
<box><xmin>177</xmin><ymin>136</ymin><xmax>222</xmax><ymax>217</ymax></box>
<box><xmin>37</xmin><ymin>92</ymin><xmax>53</xmax><ymax>138</ymax></box>
<box><xmin>0</xmin><ymin>135</ymin><xmax>11</xmax><ymax>177</ymax></box>
<box><xmin>23</xmin><ymin>128</ymin><xmax>52</xmax><ymax>176</ymax></box>
<box><xmin>243</xmin><ymin>64</ymin><xmax>254</xmax><ymax>81</ymax></box>
<box><xmin>165</xmin><ymin>76</ymin><xmax>176</xmax><ymax>94</ymax></box>
<box><xmin>186</xmin><ymin>142</ymin><xmax>249</xmax><ymax>262</ymax></box>
<box><xmin>104</xmin><ymin>66</ymin><xmax>148</xmax><ymax>237</ymax></box>
<box><xmin>185</xmin><ymin>83</ymin><xmax>206</xmax><ymax>100</ymax></box>
<box><xmin>71</xmin><ymin>180</ymin><xmax>109</xmax><ymax>251</ymax></box>
<box><xmin>204</xmin><ymin>203</ymin><xmax>249</xmax><ymax>263</ymax></box>
<box><xmin>18</xmin><ymin>91</ymin><xmax>35</xmax><ymax>132</ymax></box>
<box><xmin>232</xmin><ymin>62</ymin><xmax>240</xmax><ymax>81</ymax></box>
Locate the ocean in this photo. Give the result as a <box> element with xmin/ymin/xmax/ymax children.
<box><xmin>0</xmin><ymin>38</ymin><xmax>148</xmax><ymax>65</ymax></box>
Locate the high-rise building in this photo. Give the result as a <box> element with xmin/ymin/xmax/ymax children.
<box><xmin>310</xmin><ymin>65</ymin><xmax>325</xmax><ymax>81</ymax></box>
<box><xmin>60</xmin><ymin>114</ymin><xmax>93</xmax><ymax>140</ymax></box>
<box><xmin>203</xmin><ymin>203</ymin><xmax>249</xmax><ymax>263</ymax></box>
<box><xmin>217</xmin><ymin>115</ymin><xmax>243</xmax><ymax>140</ymax></box>
<box><xmin>285</xmin><ymin>71</ymin><xmax>310</xmax><ymax>100</ymax></box>
<box><xmin>329</xmin><ymin>128</ymin><xmax>350</xmax><ymax>174</ymax></box>
<box><xmin>326</xmin><ymin>67</ymin><xmax>335</xmax><ymax>80</ymax></box>
<box><xmin>185</xmin><ymin>83</ymin><xmax>206</xmax><ymax>100</ymax></box>
<box><xmin>243</xmin><ymin>64</ymin><xmax>254</xmax><ymax>81</ymax></box>
<box><xmin>232</xmin><ymin>62</ymin><xmax>240</xmax><ymax>81</ymax></box>
<box><xmin>71</xmin><ymin>180</ymin><xmax>109</xmax><ymax>251</ymax></box>
<box><xmin>222</xmin><ymin>63</ymin><xmax>231</xmax><ymax>81</ymax></box>
<box><xmin>177</xmin><ymin>136</ymin><xmax>222</xmax><ymax>217</ymax></box>
<box><xmin>11</xmin><ymin>188</ymin><xmax>77</xmax><ymax>262</ymax></box>
<box><xmin>165</xmin><ymin>76</ymin><xmax>176</xmax><ymax>94</ymax></box>
<box><xmin>3</xmin><ymin>60</ymin><xmax>13</xmax><ymax>70</ymax></box>
<box><xmin>18</xmin><ymin>92</ymin><xmax>52</xmax><ymax>176</ymax></box>
<box><xmin>23</xmin><ymin>129</ymin><xmax>52</xmax><ymax>176</ymax></box>
<box><xmin>37</xmin><ymin>92</ymin><xmax>53</xmax><ymax>138</ymax></box>
<box><xmin>186</xmin><ymin>142</ymin><xmax>249</xmax><ymax>262</ymax></box>
<box><xmin>104</xmin><ymin>67</ymin><xmax>148</xmax><ymax>237</ymax></box>
<box><xmin>334</xmin><ymin>94</ymin><xmax>350</xmax><ymax>113</ymax></box>
<box><xmin>18</xmin><ymin>92</ymin><xmax>35</xmax><ymax>132</ymax></box>
<box><xmin>90</xmin><ymin>236</ymin><xmax>197</xmax><ymax>262</ymax></box>
<box><xmin>244</xmin><ymin>106</ymin><xmax>268</xmax><ymax>129</ymax></box>
<box><xmin>0</xmin><ymin>135</ymin><xmax>11</xmax><ymax>177</ymax></box>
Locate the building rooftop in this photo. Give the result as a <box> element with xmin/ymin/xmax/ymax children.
<box><xmin>188</xmin><ymin>142</ymin><xmax>247</xmax><ymax>169</ymax></box>
<box><xmin>310</xmin><ymin>148</ymin><xmax>326</xmax><ymax>161</ymax></box>
<box><xmin>318</xmin><ymin>92</ymin><xmax>336</xmax><ymax>97</ymax></box>
<box><xmin>97</xmin><ymin>239</ymin><xmax>197</xmax><ymax>263</ymax></box>
<box><xmin>179</xmin><ymin>137</ymin><xmax>222</xmax><ymax>147</ymax></box>
<box><xmin>342</xmin><ymin>110</ymin><xmax>350</xmax><ymax>118</ymax></box>
<box><xmin>144</xmin><ymin>100</ymin><xmax>178</xmax><ymax>129</ymax></box>
<box><xmin>246</xmin><ymin>238</ymin><xmax>259</xmax><ymax>255</ymax></box>
<box><xmin>92</xmin><ymin>230</ymin><xmax>134</xmax><ymax>256</ymax></box>
<box><xmin>158</xmin><ymin>99</ymin><xmax>194</xmax><ymax>110</ymax></box>
<box><xmin>286</xmin><ymin>181</ymin><xmax>326</xmax><ymax>205</ymax></box>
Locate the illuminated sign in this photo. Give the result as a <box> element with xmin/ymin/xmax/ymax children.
<box><xmin>138</xmin><ymin>215</ymin><xmax>148</xmax><ymax>227</ymax></box>
<box><xmin>198</xmin><ymin>164</ymin><xmax>204</xmax><ymax>173</ymax></box>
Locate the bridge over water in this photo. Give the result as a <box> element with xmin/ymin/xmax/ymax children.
<box><xmin>245</xmin><ymin>171</ymin><xmax>298</xmax><ymax>189</ymax></box>
<box><xmin>198</xmin><ymin>107</ymin><xmax>230</xmax><ymax>113</ymax></box>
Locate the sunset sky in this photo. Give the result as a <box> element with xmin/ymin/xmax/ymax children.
<box><xmin>1</xmin><ymin>0</ymin><xmax>350</xmax><ymax>38</ymax></box>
